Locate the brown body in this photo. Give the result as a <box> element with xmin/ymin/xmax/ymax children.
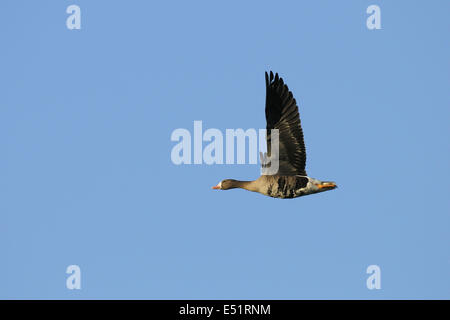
<box><xmin>216</xmin><ymin>176</ymin><xmax>335</xmax><ymax>199</ymax></box>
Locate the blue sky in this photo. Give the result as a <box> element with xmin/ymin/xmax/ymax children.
<box><xmin>1</xmin><ymin>0</ymin><xmax>449</xmax><ymax>299</ymax></box>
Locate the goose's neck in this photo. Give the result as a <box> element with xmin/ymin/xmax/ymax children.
<box><xmin>232</xmin><ymin>180</ymin><xmax>259</xmax><ymax>192</ymax></box>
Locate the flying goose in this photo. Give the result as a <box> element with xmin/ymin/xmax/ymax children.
<box><xmin>212</xmin><ymin>71</ymin><xmax>337</xmax><ymax>199</ymax></box>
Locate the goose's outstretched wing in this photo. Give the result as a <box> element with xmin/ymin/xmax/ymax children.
<box><xmin>264</xmin><ymin>71</ymin><xmax>307</xmax><ymax>176</ymax></box>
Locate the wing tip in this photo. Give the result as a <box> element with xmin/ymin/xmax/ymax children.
<box><xmin>266</xmin><ymin>70</ymin><xmax>281</xmax><ymax>86</ymax></box>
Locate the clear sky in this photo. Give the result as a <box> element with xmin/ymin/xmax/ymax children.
<box><xmin>1</xmin><ymin>0</ymin><xmax>449</xmax><ymax>299</ymax></box>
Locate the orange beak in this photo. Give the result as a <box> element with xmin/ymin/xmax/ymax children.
<box><xmin>212</xmin><ymin>184</ymin><xmax>221</xmax><ymax>190</ymax></box>
<box><xmin>317</xmin><ymin>182</ymin><xmax>337</xmax><ymax>189</ymax></box>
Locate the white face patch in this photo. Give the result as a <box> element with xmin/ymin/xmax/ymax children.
<box><xmin>218</xmin><ymin>181</ymin><xmax>223</xmax><ymax>189</ymax></box>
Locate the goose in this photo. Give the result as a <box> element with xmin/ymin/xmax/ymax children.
<box><xmin>212</xmin><ymin>71</ymin><xmax>337</xmax><ymax>199</ymax></box>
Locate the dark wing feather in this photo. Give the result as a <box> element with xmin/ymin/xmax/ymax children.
<box><xmin>265</xmin><ymin>71</ymin><xmax>307</xmax><ymax>176</ymax></box>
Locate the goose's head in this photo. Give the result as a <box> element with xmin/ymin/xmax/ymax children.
<box><xmin>212</xmin><ymin>179</ymin><xmax>237</xmax><ymax>190</ymax></box>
